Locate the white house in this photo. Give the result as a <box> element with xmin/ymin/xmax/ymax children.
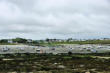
<box><xmin>27</xmin><ymin>39</ymin><xmax>33</xmax><ymax>43</ymax></box>
<box><xmin>8</xmin><ymin>39</ymin><xmax>13</xmax><ymax>43</ymax></box>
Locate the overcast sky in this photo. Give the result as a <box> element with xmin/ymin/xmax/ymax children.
<box><xmin>0</xmin><ymin>0</ymin><xmax>110</xmax><ymax>40</ymax></box>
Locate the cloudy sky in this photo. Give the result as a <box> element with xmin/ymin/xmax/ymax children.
<box><xmin>0</xmin><ymin>0</ymin><xmax>110</xmax><ymax>40</ymax></box>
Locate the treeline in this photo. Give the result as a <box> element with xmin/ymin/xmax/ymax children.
<box><xmin>52</xmin><ymin>40</ymin><xmax>110</xmax><ymax>44</ymax></box>
<box><xmin>0</xmin><ymin>38</ymin><xmax>39</xmax><ymax>45</ymax></box>
<box><xmin>0</xmin><ymin>38</ymin><xmax>110</xmax><ymax>45</ymax></box>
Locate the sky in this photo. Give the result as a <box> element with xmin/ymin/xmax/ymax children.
<box><xmin>0</xmin><ymin>0</ymin><xmax>110</xmax><ymax>40</ymax></box>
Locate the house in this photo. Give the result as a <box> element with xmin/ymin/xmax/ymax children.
<box><xmin>27</xmin><ymin>39</ymin><xmax>33</xmax><ymax>43</ymax></box>
<box><xmin>8</xmin><ymin>39</ymin><xmax>13</xmax><ymax>43</ymax></box>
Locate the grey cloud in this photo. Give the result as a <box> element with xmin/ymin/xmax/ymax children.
<box><xmin>0</xmin><ymin>0</ymin><xmax>110</xmax><ymax>39</ymax></box>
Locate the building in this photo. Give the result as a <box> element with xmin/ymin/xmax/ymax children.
<box><xmin>27</xmin><ymin>39</ymin><xmax>33</xmax><ymax>43</ymax></box>
<box><xmin>8</xmin><ymin>39</ymin><xmax>13</xmax><ymax>43</ymax></box>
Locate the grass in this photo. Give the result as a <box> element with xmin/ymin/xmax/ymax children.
<box><xmin>0</xmin><ymin>53</ymin><xmax>110</xmax><ymax>73</ymax></box>
<box><xmin>0</xmin><ymin>43</ymin><xmax>17</xmax><ymax>45</ymax></box>
<box><xmin>1</xmin><ymin>39</ymin><xmax>110</xmax><ymax>45</ymax></box>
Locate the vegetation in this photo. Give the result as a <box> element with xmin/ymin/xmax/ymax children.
<box><xmin>47</xmin><ymin>40</ymin><xmax>110</xmax><ymax>44</ymax></box>
<box><xmin>12</xmin><ymin>38</ymin><xmax>27</xmax><ymax>43</ymax></box>
<box><xmin>0</xmin><ymin>53</ymin><xmax>110</xmax><ymax>73</ymax></box>
<box><xmin>1</xmin><ymin>38</ymin><xmax>110</xmax><ymax>45</ymax></box>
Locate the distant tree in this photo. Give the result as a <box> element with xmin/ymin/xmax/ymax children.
<box><xmin>53</xmin><ymin>38</ymin><xmax>57</xmax><ymax>42</ymax></box>
<box><xmin>39</xmin><ymin>40</ymin><xmax>44</xmax><ymax>43</ymax></box>
<box><xmin>32</xmin><ymin>40</ymin><xmax>39</xmax><ymax>44</ymax></box>
<box><xmin>0</xmin><ymin>39</ymin><xmax>8</xmax><ymax>43</ymax></box>
<box><xmin>67</xmin><ymin>38</ymin><xmax>72</xmax><ymax>42</ymax></box>
<box><xmin>12</xmin><ymin>38</ymin><xmax>27</xmax><ymax>43</ymax></box>
<box><xmin>46</xmin><ymin>38</ymin><xmax>50</xmax><ymax>42</ymax></box>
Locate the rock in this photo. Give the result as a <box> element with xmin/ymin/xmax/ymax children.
<box><xmin>90</xmin><ymin>69</ymin><xmax>96</xmax><ymax>71</ymax></box>
<box><xmin>85</xmin><ymin>71</ymin><xmax>90</xmax><ymax>73</ymax></box>
<box><xmin>80</xmin><ymin>64</ymin><xmax>85</xmax><ymax>67</ymax></box>
<box><xmin>57</xmin><ymin>65</ymin><xmax>65</xmax><ymax>69</ymax></box>
<box><xmin>54</xmin><ymin>63</ymin><xmax>57</xmax><ymax>65</ymax></box>
<box><xmin>10</xmin><ymin>72</ymin><xmax>17</xmax><ymax>73</ymax></box>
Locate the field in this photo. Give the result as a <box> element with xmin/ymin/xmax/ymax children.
<box><xmin>0</xmin><ymin>53</ymin><xmax>110</xmax><ymax>73</ymax></box>
<box><xmin>39</xmin><ymin>40</ymin><xmax>110</xmax><ymax>45</ymax></box>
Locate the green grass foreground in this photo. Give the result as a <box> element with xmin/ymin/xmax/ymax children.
<box><xmin>0</xmin><ymin>53</ymin><xmax>110</xmax><ymax>73</ymax></box>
